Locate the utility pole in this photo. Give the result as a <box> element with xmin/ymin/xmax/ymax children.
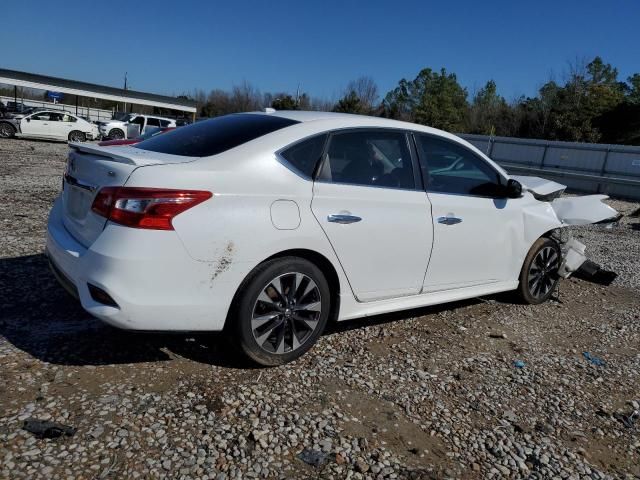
<box><xmin>295</xmin><ymin>83</ymin><xmax>300</xmax><ymax>108</ymax></box>
<box><xmin>123</xmin><ymin>72</ymin><xmax>128</xmax><ymax>113</ymax></box>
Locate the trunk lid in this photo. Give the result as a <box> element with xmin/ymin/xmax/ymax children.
<box><xmin>62</xmin><ymin>144</ymin><xmax>194</xmax><ymax>247</ymax></box>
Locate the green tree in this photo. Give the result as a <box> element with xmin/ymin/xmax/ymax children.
<box><xmin>383</xmin><ymin>68</ymin><xmax>468</xmax><ymax>131</ymax></box>
<box><xmin>333</xmin><ymin>91</ymin><xmax>364</xmax><ymax>114</ymax></box>
<box><xmin>516</xmin><ymin>57</ymin><xmax>626</xmax><ymax>142</ymax></box>
<box><xmin>381</xmin><ymin>78</ymin><xmax>414</xmax><ymax>121</ymax></box>
<box><xmin>271</xmin><ymin>95</ymin><xmax>298</xmax><ymax>110</ymax></box>
<box><xmin>626</xmin><ymin>74</ymin><xmax>640</xmax><ymax>104</ymax></box>
<box><xmin>467</xmin><ymin>80</ymin><xmax>515</xmax><ymax>135</ymax></box>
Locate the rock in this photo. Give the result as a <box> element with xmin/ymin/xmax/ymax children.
<box><xmin>297</xmin><ymin>449</ymin><xmax>328</xmax><ymax>467</ymax></box>
<box><xmin>355</xmin><ymin>458</ymin><xmax>369</xmax><ymax>473</ymax></box>
<box><xmin>22</xmin><ymin>419</ymin><xmax>76</xmax><ymax>439</ymax></box>
<box><xmin>88</xmin><ymin>426</ymin><xmax>104</xmax><ymax>439</ymax></box>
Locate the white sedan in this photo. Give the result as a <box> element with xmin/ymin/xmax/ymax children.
<box><xmin>46</xmin><ymin>111</ymin><xmax>618</xmax><ymax>365</ymax></box>
<box><xmin>0</xmin><ymin>110</ymin><xmax>99</xmax><ymax>142</ymax></box>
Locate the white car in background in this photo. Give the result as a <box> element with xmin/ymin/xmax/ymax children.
<box><xmin>46</xmin><ymin>111</ymin><xmax>618</xmax><ymax>366</ymax></box>
<box><xmin>97</xmin><ymin>114</ymin><xmax>176</xmax><ymax>139</ymax></box>
<box><xmin>0</xmin><ymin>110</ymin><xmax>99</xmax><ymax>142</ymax></box>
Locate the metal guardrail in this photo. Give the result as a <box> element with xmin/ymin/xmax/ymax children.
<box><xmin>459</xmin><ymin>134</ymin><xmax>640</xmax><ymax>200</ymax></box>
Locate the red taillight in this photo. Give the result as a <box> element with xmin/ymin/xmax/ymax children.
<box><xmin>91</xmin><ymin>187</ymin><xmax>212</xmax><ymax>230</ymax></box>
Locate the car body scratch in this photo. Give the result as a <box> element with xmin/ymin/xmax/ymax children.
<box><xmin>211</xmin><ymin>241</ymin><xmax>235</xmax><ymax>283</ymax></box>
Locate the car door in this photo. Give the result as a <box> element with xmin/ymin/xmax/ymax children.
<box><xmin>58</xmin><ymin>113</ymin><xmax>79</xmax><ymax>138</ymax></box>
<box><xmin>129</xmin><ymin>116</ymin><xmax>145</xmax><ymax>137</ymax></box>
<box><xmin>414</xmin><ymin>133</ymin><xmax>525</xmax><ymax>292</ymax></box>
<box><xmin>45</xmin><ymin>112</ymin><xmax>69</xmax><ymax>139</ymax></box>
<box><xmin>145</xmin><ymin>117</ymin><xmax>162</xmax><ymax>135</ymax></box>
<box><xmin>311</xmin><ymin>129</ymin><xmax>433</xmax><ymax>302</ymax></box>
<box><xmin>20</xmin><ymin>111</ymin><xmax>51</xmax><ymax>137</ymax></box>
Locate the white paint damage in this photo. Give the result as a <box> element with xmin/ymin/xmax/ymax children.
<box><xmin>557</xmin><ymin>238</ymin><xmax>588</xmax><ymax>278</ymax></box>
<box><xmin>516</xmin><ymin>175</ymin><xmax>619</xmax><ymax>277</ymax></box>
<box><xmin>550</xmin><ymin>195</ymin><xmax>619</xmax><ymax>226</ymax></box>
<box><xmin>512</xmin><ymin>175</ymin><xmax>566</xmax><ymax>200</ymax></box>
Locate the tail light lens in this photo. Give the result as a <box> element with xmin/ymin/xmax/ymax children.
<box><xmin>91</xmin><ymin>187</ymin><xmax>212</xmax><ymax>230</ymax></box>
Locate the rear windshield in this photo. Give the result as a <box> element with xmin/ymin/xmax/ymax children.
<box><xmin>134</xmin><ymin>113</ymin><xmax>299</xmax><ymax>157</ymax></box>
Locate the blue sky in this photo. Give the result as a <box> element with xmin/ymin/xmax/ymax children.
<box><xmin>2</xmin><ymin>0</ymin><xmax>639</xmax><ymax>102</ymax></box>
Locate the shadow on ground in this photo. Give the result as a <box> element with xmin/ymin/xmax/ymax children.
<box><xmin>1</xmin><ymin>253</ymin><xmax>497</xmax><ymax>369</ymax></box>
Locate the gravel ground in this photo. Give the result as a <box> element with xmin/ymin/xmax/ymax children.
<box><xmin>1</xmin><ymin>138</ymin><xmax>639</xmax><ymax>480</ymax></box>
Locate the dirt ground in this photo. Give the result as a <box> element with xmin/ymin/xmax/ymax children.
<box><xmin>1</xmin><ymin>138</ymin><xmax>639</xmax><ymax>479</ymax></box>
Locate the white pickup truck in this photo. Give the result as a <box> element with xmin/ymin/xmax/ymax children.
<box><xmin>97</xmin><ymin>114</ymin><xmax>176</xmax><ymax>139</ymax></box>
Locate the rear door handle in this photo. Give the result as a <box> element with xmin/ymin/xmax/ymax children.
<box><xmin>328</xmin><ymin>214</ymin><xmax>362</xmax><ymax>224</ymax></box>
<box><xmin>437</xmin><ymin>216</ymin><xmax>462</xmax><ymax>225</ymax></box>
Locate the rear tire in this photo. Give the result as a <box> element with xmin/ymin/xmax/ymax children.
<box><xmin>517</xmin><ymin>237</ymin><xmax>561</xmax><ymax>304</ymax></box>
<box><xmin>108</xmin><ymin>128</ymin><xmax>125</xmax><ymax>140</ymax></box>
<box><xmin>0</xmin><ymin>122</ymin><xmax>16</xmax><ymax>138</ymax></box>
<box><xmin>68</xmin><ymin>131</ymin><xmax>86</xmax><ymax>142</ymax></box>
<box><xmin>232</xmin><ymin>257</ymin><xmax>331</xmax><ymax>366</ymax></box>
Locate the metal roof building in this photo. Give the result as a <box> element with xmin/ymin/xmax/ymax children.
<box><xmin>0</xmin><ymin>68</ymin><xmax>197</xmax><ymax>114</ymax></box>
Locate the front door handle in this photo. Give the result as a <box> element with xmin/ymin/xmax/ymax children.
<box><xmin>437</xmin><ymin>216</ymin><xmax>462</xmax><ymax>225</ymax></box>
<box><xmin>328</xmin><ymin>214</ymin><xmax>362</xmax><ymax>224</ymax></box>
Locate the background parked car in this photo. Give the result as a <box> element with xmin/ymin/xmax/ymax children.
<box><xmin>5</xmin><ymin>101</ymin><xmax>33</xmax><ymax>116</ymax></box>
<box><xmin>98</xmin><ymin>127</ymin><xmax>175</xmax><ymax>146</ymax></box>
<box><xmin>0</xmin><ymin>110</ymin><xmax>99</xmax><ymax>142</ymax></box>
<box><xmin>96</xmin><ymin>114</ymin><xmax>176</xmax><ymax>139</ymax></box>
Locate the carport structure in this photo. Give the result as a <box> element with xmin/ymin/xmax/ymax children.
<box><xmin>0</xmin><ymin>68</ymin><xmax>197</xmax><ymax>120</ymax></box>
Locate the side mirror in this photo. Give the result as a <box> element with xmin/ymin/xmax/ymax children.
<box><xmin>25</xmin><ymin>118</ymin><xmax>30</xmax><ymax>122</ymax></box>
<box><xmin>505</xmin><ymin>179</ymin><xmax>523</xmax><ymax>198</ymax></box>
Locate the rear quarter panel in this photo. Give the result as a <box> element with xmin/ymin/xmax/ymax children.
<box><xmin>124</xmin><ymin>141</ymin><xmax>351</xmax><ymax>298</ymax></box>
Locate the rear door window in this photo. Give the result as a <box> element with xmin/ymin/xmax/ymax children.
<box><xmin>280</xmin><ymin>134</ymin><xmax>327</xmax><ymax>178</ymax></box>
<box><xmin>147</xmin><ymin>118</ymin><xmax>161</xmax><ymax>127</ymax></box>
<box><xmin>318</xmin><ymin>130</ymin><xmax>415</xmax><ymax>189</ymax></box>
<box><xmin>135</xmin><ymin>114</ymin><xmax>299</xmax><ymax>157</ymax></box>
<box><xmin>130</xmin><ymin>116</ymin><xmax>145</xmax><ymax>128</ymax></box>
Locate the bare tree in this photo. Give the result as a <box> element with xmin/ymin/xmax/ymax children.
<box><xmin>230</xmin><ymin>81</ymin><xmax>262</xmax><ymax>112</ymax></box>
<box><xmin>344</xmin><ymin>76</ymin><xmax>379</xmax><ymax>112</ymax></box>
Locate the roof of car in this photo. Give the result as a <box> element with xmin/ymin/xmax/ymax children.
<box><xmin>250</xmin><ymin>110</ymin><xmax>509</xmax><ymax>178</ymax></box>
<box><xmin>262</xmin><ymin>110</ymin><xmax>450</xmax><ymax>136</ymax></box>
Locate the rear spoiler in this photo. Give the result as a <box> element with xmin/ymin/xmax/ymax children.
<box><xmin>69</xmin><ymin>143</ymin><xmax>136</xmax><ymax>165</ymax></box>
<box><xmin>68</xmin><ymin>143</ymin><xmax>197</xmax><ymax>166</ymax></box>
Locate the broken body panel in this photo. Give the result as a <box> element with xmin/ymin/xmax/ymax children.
<box><xmin>514</xmin><ymin>175</ymin><xmax>619</xmax><ymax>278</ymax></box>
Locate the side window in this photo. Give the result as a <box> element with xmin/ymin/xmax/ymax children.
<box><xmin>130</xmin><ymin>116</ymin><xmax>145</xmax><ymax>127</ymax></box>
<box><xmin>416</xmin><ymin>135</ymin><xmax>501</xmax><ymax>196</ymax></box>
<box><xmin>30</xmin><ymin>112</ymin><xmax>50</xmax><ymax>121</ymax></box>
<box><xmin>147</xmin><ymin>118</ymin><xmax>161</xmax><ymax>127</ymax></box>
<box><xmin>62</xmin><ymin>114</ymin><xmax>77</xmax><ymax>123</ymax></box>
<box><xmin>159</xmin><ymin>119</ymin><xmax>171</xmax><ymax>127</ymax></box>
<box><xmin>48</xmin><ymin>113</ymin><xmax>63</xmax><ymax>122</ymax></box>
<box><xmin>320</xmin><ymin>130</ymin><xmax>415</xmax><ymax>189</ymax></box>
<box><xmin>280</xmin><ymin>134</ymin><xmax>327</xmax><ymax>178</ymax></box>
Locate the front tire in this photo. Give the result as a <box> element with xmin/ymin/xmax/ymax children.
<box><xmin>232</xmin><ymin>257</ymin><xmax>331</xmax><ymax>366</ymax></box>
<box><xmin>108</xmin><ymin>128</ymin><xmax>125</xmax><ymax>140</ymax></box>
<box><xmin>0</xmin><ymin>122</ymin><xmax>16</xmax><ymax>138</ymax></box>
<box><xmin>517</xmin><ymin>237</ymin><xmax>561</xmax><ymax>304</ymax></box>
<box><xmin>68</xmin><ymin>131</ymin><xmax>86</xmax><ymax>142</ymax></box>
